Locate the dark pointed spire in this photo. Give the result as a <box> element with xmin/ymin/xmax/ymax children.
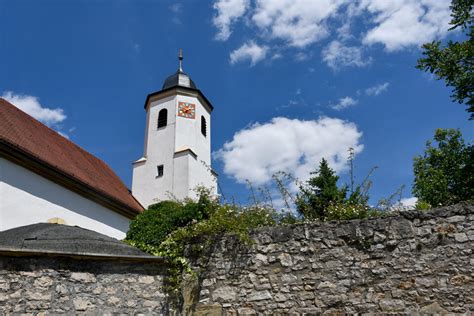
<box><xmin>178</xmin><ymin>48</ymin><xmax>183</xmax><ymax>72</ymax></box>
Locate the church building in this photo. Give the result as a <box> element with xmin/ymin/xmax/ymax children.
<box><xmin>132</xmin><ymin>50</ymin><xmax>217</xmax><ymax>207</ymax></box>
<box><xmin>0</xmin><ymin>51</ymin><xmax>217</xmax><ymax>238</ymax></box>
<box><xmin>0</xmin><ymin>98</ymin><xmax>143</xmax><ymax>239</ymax></box>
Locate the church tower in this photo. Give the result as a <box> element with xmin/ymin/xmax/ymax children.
<box><xmin>132</xmin><ymin>50</ymin><xmax>217</xmax><ymax>207</ymax></box>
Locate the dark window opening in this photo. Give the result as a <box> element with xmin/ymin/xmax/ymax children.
<box><xmin>157</xmin><ymin>165</ymin><xmax>164</xmax><ymax>177</ymax></box>
<box><xmin>158</xmin><ymin>109</ymin><xmax>168</xmax><ymax>128</ymax></box>
<box><xmin>201</xmin><ymin>116</ymin><xmax>207</xmax><ymax>137</ymax></box>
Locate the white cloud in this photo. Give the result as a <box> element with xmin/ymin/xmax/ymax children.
<box><xmin>230</xmin><ymin>41</ymin><xmax>268</xmax><ymax>66</ymax></box>
<box><xmin>400</xmin><ymin>197</ymin><xmax>418</xmax><ymax>208</ymax></box>
<box><xmin>212</xmin><ymin>0</ymin><xmax>452</xmax><ymax>65</ymax></box>
<box><xmin>214</xmin><ymin>116</ymin><xmax>363</xmax><ymax>186</ymax></box>
<box><xmin>322</xmin><ymin>40</ymin><xmax>371</xmax><ymax>70</ymax></box>
<box><xmin>2</xmin><ymin>91</ymin><xmax>66</xmax><ymax>126</ymax></box>
<box><xmin>332</xmin><ymin>96</ymin><xmax>358</xmax><ymax>111</ymax></box>
<box><xmin>169</xmin><ymin>3</ymin><xmax>182</xmax><ymax>13</ymax></box>
<box><xmin>360</xmin><ymin>0</ymin><xmax>451</xmax><ymax>51</ymax></box>
<box><xmin>251</xmin><ymin>0</ymin><xmax>347</xmax><ymax>47</ymax></box>
<box><xmin>213</xmin><ymin>0</ymin><xmax>250</xmax><ymax>41</ymax></box>
<box><xmin>365</xmin><ymin>82</ymin><xmax>390</xmax><ymax>96</ymax></box>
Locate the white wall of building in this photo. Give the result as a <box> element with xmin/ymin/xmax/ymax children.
<box><xmin>132</xmin><ymin>90</ymin><xmax>217</xmax><ymax>208</ymax></box>
<box><xmin>0</xmin><ymin>158</ymin><xmax>131</xmax><ymax>240</ymax></box>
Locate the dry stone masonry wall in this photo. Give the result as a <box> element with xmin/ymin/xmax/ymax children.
<box><xmin>0</xmin><ymin>203</ymin><xmax>472</xmax><ymax>315</ymax></box>
<box><xmin>193</xmin><ymin>203</ymin><xmax>474</xmax><ymax>315</ymax></box>
<box><xmin>0</xmin><ymin>256</ymin><xmax>170</xmax><ymax>314</ymax></box>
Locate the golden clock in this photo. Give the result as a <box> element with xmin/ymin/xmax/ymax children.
<box><xmin>177</xmin><ymin>102</ymin><xmax>196</xmax><ymax>119</ymax></box>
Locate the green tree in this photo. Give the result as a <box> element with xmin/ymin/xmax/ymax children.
<box><xmin>416</xmin><ymin>0</ymin><xmax>474</xmax><ymax>119</ymax></box>
<box><xmin>413</xmin><ymin>128</ymin><xmax>474</xmax><ymax>207</ymax></box>
<box><xmin>296</xmin><ymin>158</ymin><xmax>347</xmax><ymax>220</ymax></box>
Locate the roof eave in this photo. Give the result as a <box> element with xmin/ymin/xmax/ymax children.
<box><xmin>144</xmin><ymin>86</ymin><xmax>214</xmax><ymax>112</ymax></box>
<box><xmin>0</xmin><ymin>140</ymin><xmax>144</xmax><ymax>219</ymax></box>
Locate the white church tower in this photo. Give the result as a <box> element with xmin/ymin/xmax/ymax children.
<box><xmin>132</xmin><ymin>50</ymin><xmax>217</xmax><ymax>207</ymax></box>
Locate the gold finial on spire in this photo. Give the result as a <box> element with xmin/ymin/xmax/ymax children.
<box><xmin>178</xmin><ymin>48</ymin><xmax>183</xmax><ymax>72</ymax></box>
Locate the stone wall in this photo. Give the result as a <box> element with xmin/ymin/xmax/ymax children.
<box><xmin>192</xmin><ymin>203</ymin><xmax>474</xmax><ymax>314</ymax></box>
<box><xmin>0</xmin><ymin>255</ymin><xmax>170</xmax><ymax>314</ymax></box>
<box><xmin>1</xmin><ymin>204</ymin><xmax>473</xmax><ymax>315</ymax></box>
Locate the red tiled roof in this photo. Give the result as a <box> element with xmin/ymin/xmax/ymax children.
<box><xmin>0</xmin><ymin>98</ymin><xmax>143</xmax><ymax>216</ymax></box>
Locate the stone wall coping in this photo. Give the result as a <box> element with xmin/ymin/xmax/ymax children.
<box><xmin>0</xmin><ymin>247</ymin><xmax>167</xmax><ymax>263</ymax></box>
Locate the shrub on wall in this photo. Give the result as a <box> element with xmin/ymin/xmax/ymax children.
<box><xmin>126</xmin><ymin>190</ymin><xmax>218</xmax><ymax>249</ymax></box>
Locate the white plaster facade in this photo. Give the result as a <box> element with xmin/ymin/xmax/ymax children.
<box><xmin>0</xmin><ymin>158</ymin><xmax>131</xmax><ymax>240</ymax></box>
<box><xmin>132</xmin><ymin>88</ymin><xmax>217</xmax><ymax>207</ymax></box>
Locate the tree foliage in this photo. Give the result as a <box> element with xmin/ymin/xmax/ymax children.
<box><xmin>413</xmin><ymin>128</ymin><xmax>474</xmax><ymax>207</ymax></box>
<box><xmin>296</xmin><ymin>158</ymin><xmax>347</xmax><ymax>220</ymax></box>
<box><xmin>416</xmin><ymin>0</ymin><xmax>474</xmax><ymax>119</ymax></box>
<box><xmin>296</xmin><ymin>154</ymin><xmax>375</xmax><ymax>221</ymax></box>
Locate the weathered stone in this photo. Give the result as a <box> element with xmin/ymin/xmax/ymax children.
<box><xmin>446</xmin><ymin>215</ymin><xmax>465</xmax><ymax>223</ymax></box>
<box><xmin>454</xmin><ymin>233</ymin><xmax>468</xmax><ymax>242</ymax></box>
<box><xmin>70</xmin><ymin>272</ymin><xmax>96</xmax><ymax>283</ymax></box>
<box><xmin>419</xmin><ymin>302</ymin><xmax>449</xmax><ymax>314</ymax></box>
<box><xmin>34</xmin><ymin>276</ymin><xmax>53</xmax><ymax>288</ymax></box>
<box><xmin>107</xmin><ymin>296</ymin><xmax>121</xmax><ymax>306</ymax></box>
<box><xmin>237</xmin><ymin>308</ymin><xmax>257</xmax><ymax>315</ymax></box>
<box><xmin>73</xmin><ymin>297</ymin><xmax>91</xmax><ymax>311</ymax></box>
<box><xmin>277</xmin><ymin>253</ymin><xmax>293</xmax><ymax>267</ymax></box>
<box><xmin>0</xmin><ymin>293</ymin><xmax>8</xmax><ymax>302</ymax></box>
<box><xmin>194</xmin><ymin>304</ymin><xmax>223</xmax><ymax>316</ymax></box>
<box><xmin>247</xmin><ymin>290</ymin><xmax>272</xmax><ymax>301</ymax></box>
<box><xmin>379</xmin><ymin>299</ymin><xmax>405</xmax><ymax>312</ymax></box>
<box><xmin>138</xmin><ymin>275</ymin><xmax>155</xmax><ymax>284</ymax></box>
<box><xmin>26</xmin><ymin>291</ymin><xmax>51</xmax><ymax>301</ymax></box>
<box><xmin>281</xmin><ymin>273</ymin><xmax>298</xmax><ymax>284</ymax></box>
<box><xmin>212</xmin><ymin>286</ymin><xmax>237</xmax><ymax>302</ymax></box>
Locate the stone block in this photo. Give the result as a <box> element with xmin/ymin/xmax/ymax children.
<box><xmin>212</xmin><ymin>286</ymin><xmax>237</xmax><ymax>302</ymax></box>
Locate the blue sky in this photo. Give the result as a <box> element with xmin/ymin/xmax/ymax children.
<box><xmin>1</xmin><ymin>0</ymin><xmax>472</xmax><ymax>209</ymax></box>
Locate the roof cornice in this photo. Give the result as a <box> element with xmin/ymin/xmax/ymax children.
<box><xmin>144</xmin><ymin>86</ymin><xmax>214</xmax><ymax>112</ymax></box>
<box><xmin>0</xmin><ymin>140</ymin><xmax>143</xmax><ymax>219</ymax></box>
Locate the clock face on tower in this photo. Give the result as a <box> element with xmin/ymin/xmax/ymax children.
<box><xmin>177</xmin><ymin>102</ymin><xmax>196</xmax><ymax>119</ymax></box>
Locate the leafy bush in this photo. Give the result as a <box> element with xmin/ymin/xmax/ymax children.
<box><xmin>325</xmin><ymin>202</ymin><xmax>380</xmax><ymax>221</ymax></box>
<box><xmin>126</xmin><ymin>190</ymin><xmax>219</xmax><ymax>249</ymax></box>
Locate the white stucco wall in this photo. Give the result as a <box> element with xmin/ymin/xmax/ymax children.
<box><xmin>132</xmin><ymin>95</ymin><xmax>177</xmax><ymax>206</ymax></box>
<box><xmin>132</xmin><ymin>90</ymin><xmax>216</xmax><ymax>208</ymax></box>
<box><xmin>0</xmin><ymin>158</ymin><xmax>131</xmax><ymax>240</ymax></box>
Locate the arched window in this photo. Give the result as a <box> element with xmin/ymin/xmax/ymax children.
<box><xmin>157</xmin><ymin>109</ymin><xmax>168</xmax><ymax>128</ymax></box>
<box><xmin>201</xmin><ymin>116</ymin><xmax>207</xmax><ymax>137</ymax></box>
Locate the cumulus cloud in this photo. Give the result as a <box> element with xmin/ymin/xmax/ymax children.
<box><xmin>2</xmin><ymin>91</ymin><xmax>66</xmax><ymax>126</ymax></box>
<box><xmin>360</xmin><ymin>0</ymin><xmax>451</xmax><ymax>51</ymax></box>
<box><xmin>365</xmin><ymin>82</ymin><xmax>390</xmax><ymax>96</ymax></box>
<box><xmin>212</xmin><ymin>0</ymin><xmax>452</xmax><ymax>66</ymax></box>
<box><xmin>400</xmin><ymin>197</ymin><xmax>418</xmax><ymax>208</ymax></box>
<box><xmin>213</xmin><ymin>0</ymin><xmax>250</xmax><ymax>41</ymax></box>
<box><xmin>322</xmin><ymin>40</ymin><xmax>371</xmax><ymax>70</ymax></box>
<box><xmin>214</xmin><ymin>117</ymin><xmax>363</xmax><ymax>186</ymax></box>
<box><xmin>332</xmin><ymin>96</ymin><xmax>358</xmax><ymax>111</ymax></box>
<box><xmin>230</xmin><ymin>41</ymin><xmax>268</xmax><ymax>66</ymax></box>
<box><xmin>251</xmin><ymin>0</ymin><xmax>348</xmax><ymax>47</ymax></box>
